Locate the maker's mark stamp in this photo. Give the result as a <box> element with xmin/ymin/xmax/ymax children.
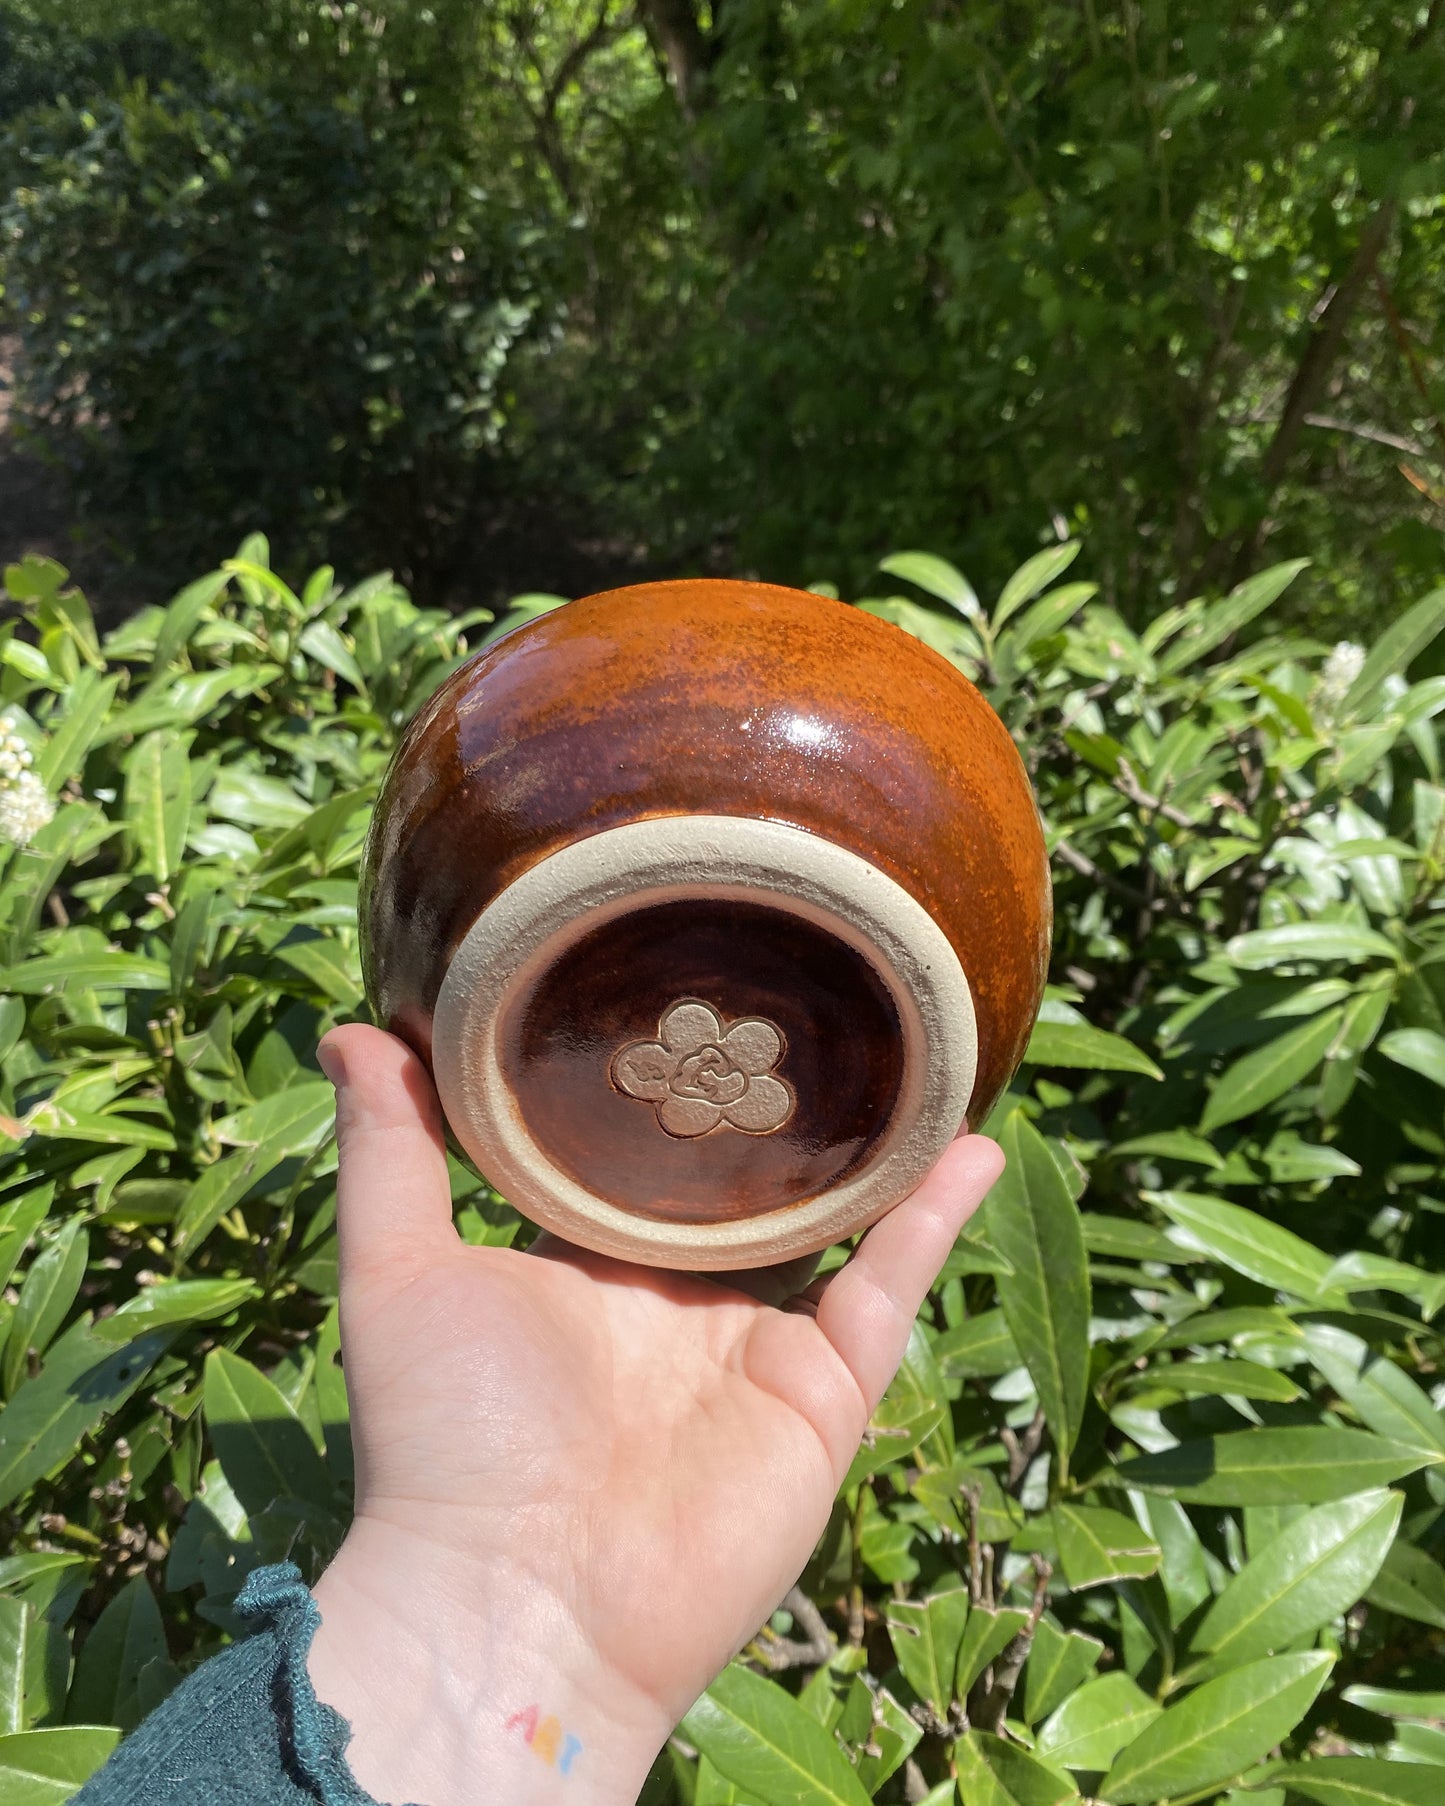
<box><xmin>611</xmin><ymin>998</ymin><xmax>794</xmax><ymax>1138</ymax></box>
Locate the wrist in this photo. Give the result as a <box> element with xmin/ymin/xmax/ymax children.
<box><xmin>308</xmin><ymin>1514</ymin><xmax>670</xmax><ymax>1806</ymax></box>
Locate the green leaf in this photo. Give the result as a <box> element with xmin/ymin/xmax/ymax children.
<box><xmin>933</xmin><ymin>1310</ymin><xmax>1020</xmax><ymax>1380</ymax></box>
<box><xmin>168</xmin><ymin>886</ymin><xmax>217</xmax><ymax>998</ymax></box>
<box><xmin>1269</xmin><ymin>1757</ymin><xmax>1445</xmax><ymax>1804</ymax></box>
<box><xmin>147</xmin><ymin>570</ymin><xmax>231</xmax><ymax>677</ymax></box>
<box><xmin>298</xmin><ymin>620</ymin><xmax>366</xmax><ymax>690</ymax></box>
<box><xmin>1023</xmin><ymin>1622</ymin><xmax>1103</xmax><ymax>1724</ymax></box>
<box><xmin>210</xmin><ymin>1082</ymin><xmax>334</xmax><ymax>1154</ymax></box>
<box><xmin>1112</xmin><ymin>1129</ymin><xmax>1224</xmax><ymax>1170</ymax></box>
<box><xmin>1053</xmin><ymin>1504</ymin><xmax>1161</xmax><ymax>1589</ymax></box>
<box><xmin>1115</xmin><ymin>1428</ymin><xmax>1436</xmax><ymax>1505</ymax></box>
<box><xmin>123</xmin><ymin>729</ymin><xmax>191</xmax><ymax>885</ymax></box>
<box><xmin>680</xmin><ymin>1662</ymin><xmax>872</xmax><ymax>1806</ymax></box>
<box><xmin>877</xmin><ymin>552</ymin><xmax>982</xmax><ymax>621</ymax></box>
<box><xmin>1100</xmin><ymin>1651</ymin><xmax>1333</xmax><ymax>1804</ymax></box>
<box><xmin>36</xmin><ymin>672</ymin><xmax>118</xmax><ymax>792</ymax></box>
<box><xmin>1147</xmin><ymin>1192</ymin><xmax>1338</xmax><ymax>1299</ymax></box>
<box><xmin>891</xmin><ymin>1320</ymin><xmax>954</xmax><ymax>1468</ymax></box>
<box><xmin>202</xmin><ymin>1349</ymin><xmax>335</xmax><ymax>1519</ymax></box>
<box><xmin>65</xmin><ymin>1576</ymin><xmax>165</xmax><ymax>1732</ymax></box>
<box><xmin>956</xmin><ymin>1608</ymin><xmax>1029</xmax><ymax>1695</ymax></box>
<box><xmin>1364</xmin><ymin>1539</ymin><xmax>1445</xmax><ymax>1629</ymax></box>
<box><xmin>0</xmin><ymin>1598</ymin><xmax>33</xmax><ymax>1735</ymax></box>
<box><xmin>985</xmin><ymin>1115</ymin><xmax>1090</xmax><ymax>1477</ymax></box>
<box><xmin>0</xmin><ymin>1725</ymin><xmax>119</xmax><ymax>1804</ymax></box>
<box><xmin>1341</xmin><ymin>1687</ymin><xmax>1445</xmax><ymax>1720</ymax></box>
<box><xmin>1344</xmin><ymin>586</ymin><xmax>1445</xmax><ymax>712</ymax></box>
<box><xmin>1224</xmin><ymin>923</ymin><xmax>1399</xmax><ymax>969</ymax></box>
<box><xmin>91</xmin><ymin>1279</ymin><xmax>259</xmax><ymax>1343</ymax></box>
<box><xmin>1023</xmin><ymin>1020</ymin><xmax>1162</xmax><ymax>1078</ymax></box>
<box><xmin>1157</xmin><ymin>562</ymin><xmax>1309</xmax><ymax>676</ymax></box>
<box><xmin>172</xmin><ymin>1145</ymin><xmax>290</xmax><ymax>1259</ymax></box>
<box><xmin>1199</xmin><ymin>1007</ymin><xmax>1346</xmax><ymax>1132</ymax></box>
<box><xmin>0</xmin><ymin>1192</ymin><xmax>53</xmax><ymax>1295</ymax></box>
<box><xmin>1300</xmin><ymin>1324</ymin><xmax>1445</xmax><ymax>1458</ymax></box>
<box><xmin>953</xmin><ymin>1731</ymin><xmax>1078</xmax><ymax>1805</ymax></box>
<box><xmin>1189</xmin><ymin>1490</ymin><xmax>1403</xmax><ymax>1677</ymax></box>
<box><xmin>1119</xmin><ymin>1359</ymin><xmax>1303</xmax><ymax>1403</ymax></box>
<box><xmin>994</xmin><ymin>544</ymin><xmax>1082</xmax><ymax>628</ymax></box>
<box><xmin>2</xmin><ymin>1221</ymin><xmax>87</xmax><ymax>1400</ymax></box>
<box><xmin>1036</xmin><ymin>1672</ymin><xmax>1161</xmax><ymax>1772</ymax></box>
<box><xmin>1321</xmin><ymin>1253</ymin><xmax>1445</xmax><ymax>1320</ymax></box>
<box><xmin>853</xmin><ymin>1683</ymin><xmax>920</xmax><ymax>1795</ymax></box>
<box><xmin>0</xmin><ymin>954</ymin><xmax>170</xmax><ymax>995</ymax></box>
<box><xmin>0</xmin><ymin>1325</ymin><xmax>174</xmax><ymax>1511</ymax></box>
<box><xmin>885</xmin><ymin>1585</ymin><xmax>968</xmax><ymax>1714</ymax></box>
<box><xmin>1378</xmin><ymin>1028</ymin><xmax>1445</xmax><ymax>1088</ymax></box>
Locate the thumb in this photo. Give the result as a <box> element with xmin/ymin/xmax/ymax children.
<box><xmin>317</xmin><ymin>1023</ymin><xmax>456</xmax><ymax>1279</ymax></box>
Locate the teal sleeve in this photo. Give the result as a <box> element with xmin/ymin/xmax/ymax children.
<box><xmin>72</xmin><ymin>1563</ymin><xmax>416</xmax><ymax>1806</ymax></box>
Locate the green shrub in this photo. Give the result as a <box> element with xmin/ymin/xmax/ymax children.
<box><xmin>0</xmin><ymin>541</ymin><xmax>1443</xmax><ymax>1803</ymax></box>
<box><xmin>1</xmin><ymin>71</ymin><xmax>557</xmax><ymax>588</ymax></box>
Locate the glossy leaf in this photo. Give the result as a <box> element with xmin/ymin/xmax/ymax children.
<box><xmin>1300</xmin><ymin>1324</ymin><xmax>1445</xmax><ymax>1458</ymax></box>
<box><xmin>1377</xmin><ymin>1027</ymin><xmax>1445</xmax><ymax>1088</ymax></box>
<box><xmin>0</xmin><ymin>1325</ymin><xmax>173</xmax><ymax>1511</ymax></box>
<box><xmin>877</xmin><ymin>551</ymin><xmax>981</xmax><ymax>621</ymax></box>
<box><xmin>202</xmin><ymin>1348</ymin><xmax>335</xmax><ymax>1518</ymax></box>
<box><xmin>65</xmin><ymin>1576</ymin><xmax>166</xmax><ymax>1732</ymax></box>
<box><xmin>680</xmin><ymin>1663</ymin><xmax>872</xmax><ymax>1806</ymax></box>
<box><xmin>1200</xmin><ymin>1008</ymin><xmax>1346</xmax><ymax>1132</ymax></box>
<box><xmin>2</xmin><ymin>1219</ymin><xmax>87</xmax><ymax>1399</ymax></box>
<box><xmin>1224</xmin><ymin>924</ymin><xmax>1399</xmax><ymax>969</ymax></box>
<box><xmin>1035</xmin><ymin>1671</ymin><xmax>1162</xmax><ymax>1772</ymax></box>
<box><xmin>1023</xmin><ymin>1020</ymin><xmax>1162</xmax><ymax>1078</ymax></box>
<box><xmin>0</xmin><ymin>1725</ymin><xmax>119</xmax><ymax>1805</ymax></box>
<box><xmin>953</xmin><ymin>1730</ymin><xmax>1078</xmax><ymax>1805</ymax></box>
<box><xmin>1022</xmin><ymin>1623</ymin><xmax>1104</xmax><ymax>1725</ymax></box>
<box><xmin>1272</xmin><ymin>1757</ymin><xmax>1445</xmax><ymax>1804</ymax></box>
<box><xmin>1189</xmin><ymin>1490</ymin><xmax>1402</xmax><ymax>1675</ymax></box>
<box><xmin>1115</xmin><ymin>1428</ymin><xmax>1435</xmax><ymax>1504</ymax></box>
<box><xmin>1100</xmin><ymin>1651</ymin><xmax>1333</xmax><ymax>1804</ymax></box>
<box><xmin>885</xmin><ymin>1587</ymin><xmax>969</xmax><ymax>1715</ymax></box>
<box><xmin>993</xmin><ymin>543</ymin><xmax>1083</xmax><ymax>627</ymax></box>
<box><xmin>1053</xmin><ymin>1504</ymin><xmax>1162</xmax><ymax>1590</ymax></box>
<box><xmin>985</xmin><ymin>1113</ymin><xmax>1090</xmax><ymax>1476</ymax></box>
<box><xmin>1148</xmin><ymin>1191</ymin><xmax>1338</xmax><ymax>1298</ymax></box>
<box><xmin>122</xmin><ymin>729</ymin><xmax>191</xmax><ymax>884</ymax></box>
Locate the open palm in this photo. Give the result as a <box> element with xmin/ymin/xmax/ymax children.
<box><xmin>308</xmin><ymin>1022</ymin><xmax>1002</xmax><ymax>1805</ymax></box>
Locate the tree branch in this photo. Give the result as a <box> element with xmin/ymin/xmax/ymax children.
<box><xmin>634</xmin><ymin>0</ymin><xmax>715</xmax><ymax>118</ymax></box>
<box><xmin>1200</xmin><ymin>201</ymin><xmax>1397</xmax><ymax>590</ymax></box>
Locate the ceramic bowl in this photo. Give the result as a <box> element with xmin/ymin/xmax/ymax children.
<box><xmin>360</xmin><ymin>578</ymin><xmax>1051</xmax><ymax>1268</ymax></box>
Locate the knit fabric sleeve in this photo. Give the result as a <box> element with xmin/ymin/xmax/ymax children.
<box><xmin>72</xmin><ymin>1563</ymin><xmax>415</xmax><ymax>1806</ymax></box>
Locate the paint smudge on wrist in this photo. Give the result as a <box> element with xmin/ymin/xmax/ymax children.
<box><xmin>506</xmin><ymin>1704</ymin><xmax>583</xmax><ymax>1775</ymax></box>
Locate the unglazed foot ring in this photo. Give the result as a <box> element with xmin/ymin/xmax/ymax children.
<box><xmin>432</xmin><ymin>816</ymin><xmax>976</xmax><ymax>1269</ymax></box>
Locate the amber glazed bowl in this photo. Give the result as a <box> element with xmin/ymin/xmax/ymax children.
<box><xmin>359</xmin><ymin>579</ymin><xmax>1051</xmax><ymax>1268</ymax></box>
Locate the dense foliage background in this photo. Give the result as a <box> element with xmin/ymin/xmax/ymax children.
<box><xmin>1</xmin><ymin>0</ymin><xmax>1444</xmax><ymax>622</ymax></box>
<box><xmin>0</xmin><ymin>541</ymin><xmax>1443</xmax><ymax>1804</ymax></box>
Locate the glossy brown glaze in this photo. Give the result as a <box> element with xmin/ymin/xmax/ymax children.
<box><xmin>503</xmin><ymin>899</ymin><xmax>905</xmax><ymax>1223</ymax></box>
<box><xmin>361</xmin><ymin>579</ymin><xmax>1052</xmax><ymax>1134</ymax></box>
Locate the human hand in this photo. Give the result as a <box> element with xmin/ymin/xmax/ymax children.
<box><xmin>305</xmin><ymin>1023</ymin><xmax>1003</xmax><ymax>1806</ymax></box>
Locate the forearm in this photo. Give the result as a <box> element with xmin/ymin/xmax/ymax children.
<box><xmin>307</xmin><ymin>1514</ymin><xmax>672</xmax><ymax>1806</ymax></box>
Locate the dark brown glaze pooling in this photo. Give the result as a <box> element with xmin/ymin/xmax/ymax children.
<box><xmin>502</xmin><ymin>900</ymin><xmax>905</xmax><ymax>1224</ymax></box>
<box><xmin>361</xmin><ymin>579</ymin><xmax>1052</xmax><ymax>1133</ymax></box>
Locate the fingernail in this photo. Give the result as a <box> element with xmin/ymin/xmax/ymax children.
<box><xmin>316</xmin><ymin>1039</ymin><xmax>346</xmax><ymax>1087</ymax></box>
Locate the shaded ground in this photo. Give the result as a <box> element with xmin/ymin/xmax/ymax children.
<box><xmin>0</xmin><ymin>336</ymin><xmax>144</xmax><ymax>624</ymax></box>
<box><xmin>0</xmin><ymin>336</ymin><xmax>675</xmax><ymax>626</ymax></box>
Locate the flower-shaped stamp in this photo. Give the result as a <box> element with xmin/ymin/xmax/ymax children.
<box><xmin>611</xmin><ymin>998</ymin><xmax>795</xmax><ymax>1138</ymax></box>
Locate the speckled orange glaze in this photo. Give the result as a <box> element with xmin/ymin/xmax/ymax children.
<box><xmin>361</xmin><ymin>579</ymin><xmax>1052</xmax><ymax>1143</ymax></box>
